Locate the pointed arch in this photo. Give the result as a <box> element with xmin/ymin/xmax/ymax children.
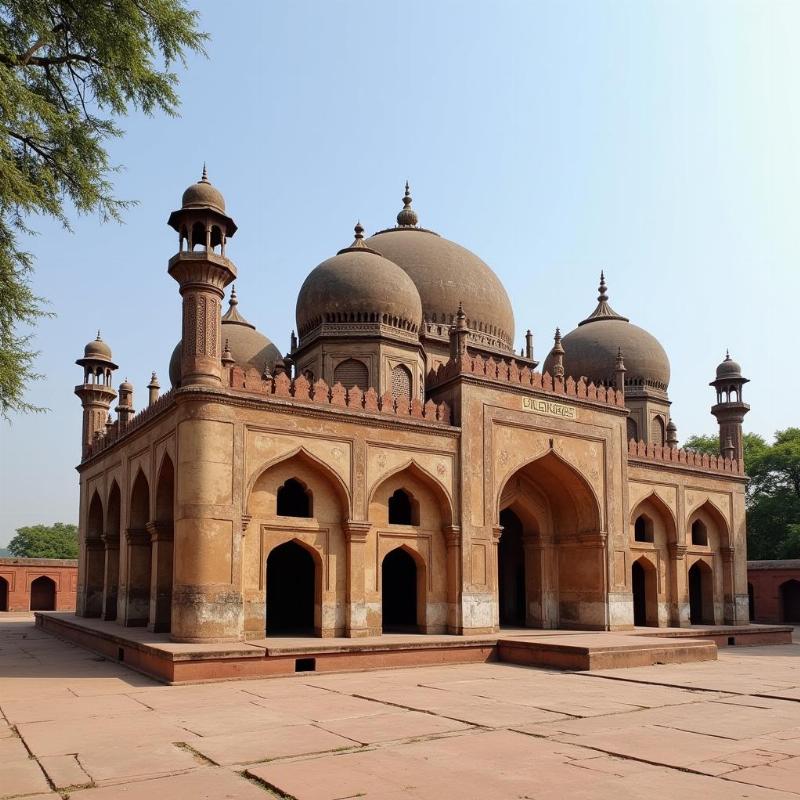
<box><xmin>129</xmin><ymin>468</ymin><xmax>150</xmax><ymax>530</ymax></box>
<box><xmin>368</xmin><ymin>460</ymin><xmax>454</xmax><ymax>527</ymax></box>
<box><xmin>83</xmin><ymin>490</ymin><xmax>105</xmax><ymax>617</ymax></box>
<box><xmin>87</xmin><ymin>490</ymin><xmax>104</xmax><ymax>541</ymax></box>
<box><xmin>266</xmin><ymin>537</ymin><xmax>323</xmax><ymax>635</ymax></box>
<box><xmin>630</xmin><ymin>491</ymin><xmax>678</xmax><ymax>543</ymax></box>
<box><xmin>155</xmin><ymin>454</ymin><xmax>175</xmax><ymax>523</ymax></box>
<box><xmin>381</xmin><ymin>544</ymin><xmax>426</xmax><ymax>632</ymax></box>
<box><xmin>247</xmin><ymin>447</ymin><xmax>350</xmax><ymax>519</ymax></box>
<box><xmin>687</xmin><ymin>499</ymin><xmax>730</xmax><ymax>548</ymax></box>
<box><xmin>496</xmin><ymin>449</ymin><xmax>602</xmax><ymax>534</ymax></box>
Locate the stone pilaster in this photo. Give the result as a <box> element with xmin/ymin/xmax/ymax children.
<box><xmin>344</xmin><ymin>521</ymin><xmax>371</xmax><ymax>637</ymax></box>
<box><xmin>668</xmin><ymin>542</ymin><xmax>690</xmax><ymax>626</ymax></box>
<box><xmin>147</xmin><ymin>521</ymin><xmax>174</xmax><ymax>633</ymax></box>
<box><xmin>101</xmin><ymin>533</ymin><xmax>119</xmax><ymax>620</ymax></box>
<box><xmin>444</xmin><ymin>525</ymin><xmax>462</xmax><ymax>633</ymax></box>
<box><xmin>122</xmin><ymin>528</ymin><xmax>151</xmax><ymax>626</ymax></box>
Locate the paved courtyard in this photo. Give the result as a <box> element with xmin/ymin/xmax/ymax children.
<box><xmin>1</xmin><ymin>616</ymin><xmax>799</xmax><ymax>799</ymax></box>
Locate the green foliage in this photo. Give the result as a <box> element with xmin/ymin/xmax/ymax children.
<box><xmin>684</xmin><ymin>428</ymin><xmax>800</xmax><ymax>559</ymax></box>
<box><xmin>7</xmin><ymin>522</ymin><xmax>78</xmax><ymax>558</ymax></box>
<box><xmin>0</xmin><ymin>0</ymin><xmax>207</xmax><ymax>418</ymax></box>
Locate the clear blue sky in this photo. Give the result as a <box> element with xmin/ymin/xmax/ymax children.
<box><xmin>1</xmin><ymin>1</ymin><xmax>798</xmax><ymax>543</ymax></box>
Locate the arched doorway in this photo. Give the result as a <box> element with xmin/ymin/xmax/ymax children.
<box><xmin>30</xmin><ymin>576</ymin><xmax>56</xmax><ymax>611</ymax></box>
<box><xmin>498</xmin><ymin>509</ymin><xmax>525</xmax><ymax>626</ymax></box>
<box><xmin>382</xmin><ymin>548</ymin><xmax>418</xmax><ymax>632</ymax></box>
<box><xmin>266</xmin><ymin>541</ymin><xmax>316</xmax><ymax>635</ymax></box>
<box><xmin>125</xmin><ymin>469</ymin><xmax>151</xmax><ymax>626</ymax></box>
<box><xmin>84</xmin><ymin>491</ymin><xmax>105</xmax><ymax>617</ymax></box>
<box><xmin>150</xmin><ymin>456</ymin><xmax>175</xmax><ymax>633</ymax></box>
<box><xmin>497</xmin><ymin>451</ymin><xmax>604</xmax><ymax>629</ymax></box>
<box><xmin>103</xmin><ymin>481</ymin><xmax>121</xmax><ymax>620</ymax></box>
<box><xmin>631</xmin><ymin>558</ymin><xmax>657</xmax><ymax>626</ymax></box>
<box><xmin>780</xmin><ymin>579</ymin><xmax>800</xmax><ymax>623</ymax></box>
<box><xmin>0</xmin><ymin>577</ymin><xmax>8</xmax><ymax>611</ymax></box>
<box><xmin>688</xmin><ymin>561</ymin><xmax>714</xmax><ymax>624</ymax></box>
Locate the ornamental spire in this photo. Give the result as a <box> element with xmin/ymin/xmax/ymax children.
<box><xmin>396</xmin><ymin>181</ymin><xmax>419</xmax><ymax>227</ymax></box>
<box><xmin>579</xmin><ymin>270</ymin><xmax>629</xmax><ymax>326</ymax></box>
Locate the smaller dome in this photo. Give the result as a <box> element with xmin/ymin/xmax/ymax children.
<box><xmin>168</xmin><ymin>289</ymin><xmax>281</xmax><ymax>387</ymax></box>
<box><xmin>84</xmin><ymin>331</ymin><xmax>112</xmax><ymax>360</ymax></box>
<box><xmin>295</xmin><ymin>223</ymin><xmax>423</xmax><ymax>338</ymax></box>
<box><xmin>119</xmin><ymin>378</ymin><xmax>133</xmax><ymax>392</ymax></box>
<box><xmin>715</xmin><ymin>351</ymin><xmax>742</xmax><ymax>380</ymax></box>
<box><xmin>181</xmin><ymin>165</ymin><xmax>225</xmax><ymax>213</ymax></box>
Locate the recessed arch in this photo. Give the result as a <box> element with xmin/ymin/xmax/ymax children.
<box><xmin>368</xmin><ymin>460</ymin><xmax>454</xmax><ymax>528</ymax></box>
<box><xmin>83</xmin><ymin>490</ymin><xmax>105</xmax><ymax>617</ymax></box>
<box><xmin>630</xmin><ymin>492</ymin><xmax>678</xmax><ymax>543</ymax></box>
<box><xmin>266</xmin><ymin>538</ymin><xmax>321</xmax><ymax>635</ymax></box>
<box><xmin>276</xmin><ymin>477</ymin><xmax>312</xmax><ymax>518</ymax></box>
<box><xmin>247</xmin><ymin>447</ymin><xmax>350</xmax><ymax>520</ymax></box>
<box><xmin>30</xmin><ymin>576</ymin><xmax>56</xmax><ymax>611</ymax></box>
<box><xmin>496</xmin><ymin>449</ymin><xmax>602</xmax><ymax>534</ymax></box>
<box><xmin>686</xmin><ymin>498</ymin><xmax>730</xmax><ymax>547</ymax></box>
<box><xmin>631</xmin><ymin>555</ymin><xmax>658</xmax><ymax>626</ymax></box>
<box><xmin>381</xmin><ymin>545</ymin><xmax>425</xmax><ymax>632</ymax></box>
<box><xmin>780</xmin><ymin>579</ymin><xmax>800</xmax><ymax>623</ymax></box>
<box><xmin>0</xmin><ymin>576</ymin><xmax>8</xmax><ymax>611</ymax></box>
<box><xmin>688</xmin><ymin>559</ymin><xmax>714</xmax><ymax>624</ymax></box>
<box><xmin>129</xmin><ymin>469</ymin><xmax>150</xmax><ymax>530</ymax></box>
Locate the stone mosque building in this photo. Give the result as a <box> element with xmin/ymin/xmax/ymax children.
<box><xmin>71</xmin><ymin>171</ymin><xmax>752</xmax><ymax>644</ymax></box>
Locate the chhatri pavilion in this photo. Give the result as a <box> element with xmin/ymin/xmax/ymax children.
<box><xmin>69</xmin><ymin>171</ymin><xmax>751</xmax><ymax>646</ymax></box>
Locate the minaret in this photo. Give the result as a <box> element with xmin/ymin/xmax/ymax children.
<box><xmin>115</xmin><ymin>378</ymin><xmax>134</xmax><ymax>427</ymax></box>
<box><xmin>147</xmin><ymin>372</ymin><xmax>160</xmax><ymax>405</ymax></box>
<box><xmin>614</xmin><ymin>347</ymin><xmax>626</xmax><ymax>398</ymax></box>
<box><xmin>75</xmin><ymin>332</ymin><xmax>118</xmax><ymax>458</ymax></box>
<box><xmin>525</xmin><ymin>330</ymin><xmax>534</xmax><ymax>361</ymax></box>
<box><xmin>166</xmin><ymin>167</ymin><xmax>237</xmax><ymax>387</ymax></box>
<box><xmin>450</xmin><ymin>302</ymin><xmax>468</xmax><ymax>359</ymax></box>
<box><xmin>666</xmin><ymin>418</ymin><xmax>678</xmax><ymax>448</ymax></box>
<box><xmin>710</xmin><ymin>351</ymin><xmax>750</xmax><ymax>462</ymax></box>
<box><xmin>549</xmin><ymin>328</ymin><xmax>565</xmax><ymax>379</ymax></box>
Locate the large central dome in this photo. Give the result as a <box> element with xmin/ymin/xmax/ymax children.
<box><xmin>366</xmin><ymin>185</ymin><xmax>515</xmax><ymax>351</ymax></box>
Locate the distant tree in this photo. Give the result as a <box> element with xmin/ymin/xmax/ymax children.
<box><xmin>7</xmin><ymin>522</ymin><xmax>78</xmax><ymax>558</ymax></box>
<box><xmin>0</xmin><ymin>1</ymin><xmax>207</xmax><ymax>418</ymax></box>
<box><xmin>684</xmin><ymin>429</ymin><xmax>800</xmax><ymax>559</ymax></box>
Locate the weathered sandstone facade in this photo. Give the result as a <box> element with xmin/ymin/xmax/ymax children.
<box><xmin>72</xmin><ymin>173</ymin><xmax>751</xmax><ymax>643</ymax></box>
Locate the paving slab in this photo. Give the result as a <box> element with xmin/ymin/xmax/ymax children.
<box><xmin>0</xmin><ymin>758</ymin><xmax>51</xmax><ymax>799</ymax></box>
<box><xmin>38</xmin><ymin>754</ymin><xmax>93</xmax><ymax>789</ymax></box>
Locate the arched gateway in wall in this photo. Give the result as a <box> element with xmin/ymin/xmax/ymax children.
<box><xmin>497</xmin><ymin>451</ymin><xmax>605</xmax><ymax>630</ymax></box>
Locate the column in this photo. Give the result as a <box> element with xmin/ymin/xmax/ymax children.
<box><xmin>123</xmin><ymin>528</ymin><xmax>151</xmax><ymax>626</ymax></box>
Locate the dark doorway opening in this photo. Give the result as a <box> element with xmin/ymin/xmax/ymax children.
<box><xmin>498</xmin><ymin>509</ymin><xmax>525</xmax><ymax>626</ymax></box>
<box><xmin>388</xmin><ymin>489</ymin><xmax>416</xmax><ymax>525</ymax></box>
<box><xmin>748</xmin><ymin>582</ymin><xmax>755</xmax><ymax>621</ymax></box>
<box><xmin>382</xmin><ymin>548</ymin><xmax>418</xmax><ymax>632</ymax></box>
<box><xmin>688</xmin><ymin>562</ymin><xmax>713</xmax><ymax>624</ymax></box>
<box><xmin>780</xmin><ymin>579</ymin><xmax>800</xmax><ymax>623</ymax></box>
<box><xmin>632</xmin><ymin>561</ymin><xmax>647</xmax><ymax>626</ymax></box>
<box><xmin>277</xmin><ymin>479</ymin><xmax>311</xmax><ymax>518</ymax></box>
<box><xmin>0</xmin><ymin>577</ymin><xmax>8</xmax><ymax>611</ymax></box>
<box><xmin>30</xmin><ymin>576</ymin><xmax>56</xmax><ymax>611</ymax></box>
<box><xmin>266</xmin><ymin>541</ymin><xmax>315</xmax><ymax>635</ymax></box>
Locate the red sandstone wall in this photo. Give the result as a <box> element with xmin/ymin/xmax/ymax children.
<box><xmin>747</xmin><ymin>565</ymin><xmax>800</xmax><ymax>624</ymax></box>
<box><xmin>0</xmin><ymin>558</ymin><xmax>78</xmax><ymax>612</ymax></box>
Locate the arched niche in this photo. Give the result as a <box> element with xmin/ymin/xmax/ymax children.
<box><xmin>368</xmin><ymin>462</ymin><xmax>453</xmax><ymax>634</ymax></box>
<box><xmin>245</xmin><ymin>449</ymin><xmax>349</xmax><ymax>638</ymax></box>
<box><xmin>83</xmin><ymin>490</ymin><xmax>105</xmax><ymax>617</ymax></box>
<box><xmin>381</xmin><ymin>545</ymin><xmax>426</xmax><ymax>633</ymax></box>
<box><xmin>496</xmin><ymin>450</ymin><xmax>605</xmax><ymax>630</ymax></box>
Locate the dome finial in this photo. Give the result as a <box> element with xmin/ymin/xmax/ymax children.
<box><xmin>96</xmin><ymin>330</ymin><xmax>101</xmax><ymax>341</ymax></box>
<box><xmin>201</xmin><ymin>163</ymin><xmax>208</xmax><ymax>183</ymax></box>
<box><xmin>397</xmin><ymin>181</ymin><xmax>419</xmax><ymax>227</ymax></box>
<box><xmin>725</xmin><ymin>349</ymin><xmax>731</xmax><ymax>361</ymax></box>
<box><xmin>354</xmin><ymin>220</ymin><xmax>364</xmax><ymax>240</ymax></box>
<box><xmin>579</xmin><ymin>270</ymin><xmax>628</xmax><ymax>326</ymax></box>
<box><xmin>229</xmin><ymin>284</ymin><xmax>238</xmax><ymax>307</ymax></box>
<box><xmin>598</xmin><ymin>270</ymin><xmax>608</xmax><ymax>303</ymax></box>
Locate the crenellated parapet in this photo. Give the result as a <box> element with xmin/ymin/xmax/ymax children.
<box><xmin>83</xmin><ymin>389</ymin><xmax>176</xmax><ymax>462</ymax></box>
<box><xmin>627</xmin><ymin>438</ymin><xmax>744</xmax><ymax>475</ymax></box>
<box><xmin>426</xmin><ymin>353</ymin><xmax>626</xmax><ymax>410</ymax></box>
<box><xmin>227</xmin><ymin>366</ymin><xmax>451</xmax><ymax>424</ymax></box>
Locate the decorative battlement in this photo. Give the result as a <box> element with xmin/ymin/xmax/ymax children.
<box><xmin>228</xmin><ymin>366</ymin><xmax>451</xmax><ymax>424</ymax></box>
<box><xmin>627</xmin><ymin>438</ymin><xmax>744</xmax><ymax>475</ymax></box>
<box><xmin>84</xmin><ymin>389</ymin><xmax>176</xmax><ymax>461</ymax></box>
<box><xmin>426</xmin><ymin>354</ymin><xmax>626</xmax><ymax>410</ymax></box>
